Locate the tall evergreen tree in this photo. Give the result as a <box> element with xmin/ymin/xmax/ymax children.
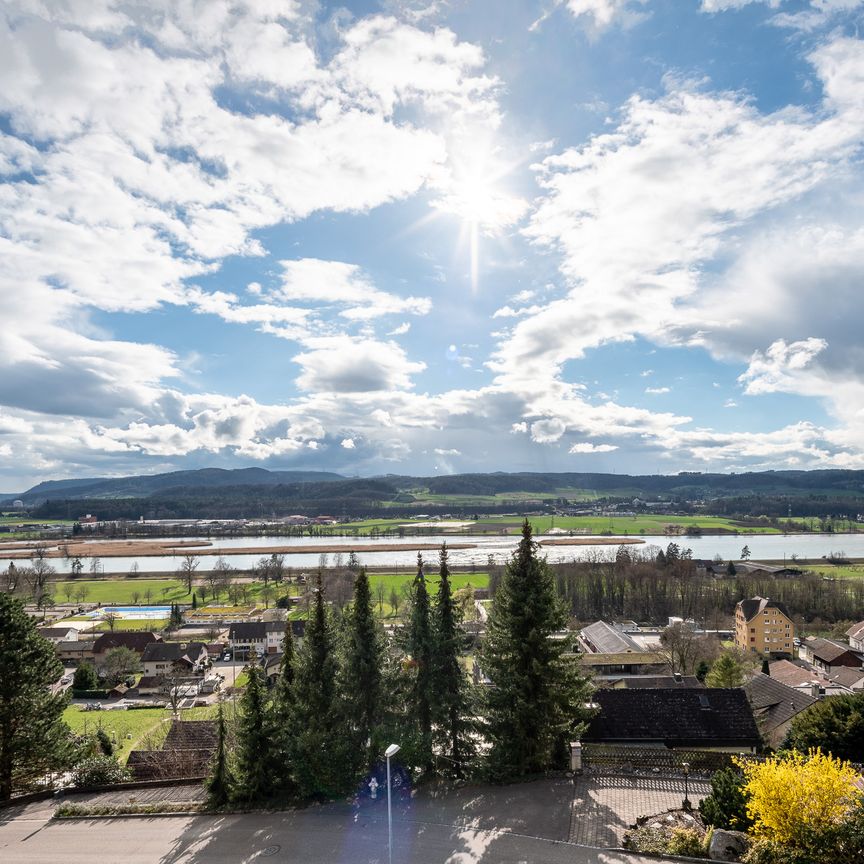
<box><xmin>206</xmin><ymin>699</ymin><xmax>231</xmax><ymax>807</ymax></box>
<box><xmin>407</xmin><ymin>553</ymin><xmax>434</xmax><ymax>775</ymax></box>
<box><xmin>270</xmin><ymin>617</ymin><xmax>297</xmax><ymax>796</ymax></box>
<box><xmin>232</xmin><ymin>665</ymin><xmax>273</xmax><ymax>802</ymax></box>
<box><xmin>0</xmin><ymin>594</ymin><xmax>73</xmax><ymax>800</ymax></box>
<box><xmin>480</xmin><ymin>519</ymin><xmax>592</xmax><ymax>781</ymax></box>
<box><xmin>289</xmin><ymin>573</ymin><xmax>351</xmax><ymax>799</ymax></box>
<box><xmin>431</xmin><ymin>544</ymin><xmax>475</xmax><ymax>777</ymax></box>
<box><xmin>340</xmin><ymin>567</ymin><xmax>383</xmax><ymax>772</ymax></box>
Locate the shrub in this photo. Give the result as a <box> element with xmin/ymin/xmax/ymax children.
<box><xmin>735</xmin><ymin>749</ymin><xmax>861</xmax><ymax>849</ymax></box>
<box><xmin>700</xmin><ymin>767</ymin><xmax>753</xmax><ymax>830</ymax></box>
<box><xmin>71</xmin><ymin>755</ymin><xmax>131</xmax><ymax>789</ymax></box>
<box><xmin>667</xmin><ymin>827</ymin><xmax>707</xmax><ymax>857</ymax></box>
<box><xmin>95</xmin><ymin>727</ymin><xmax>113</xmax><ymax>757</ymax></box>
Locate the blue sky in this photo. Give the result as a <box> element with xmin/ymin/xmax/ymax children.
<box><xmin>1</xmin><ymin>0</ymin><xmax>864</xmax><ymax>490</ymax></box>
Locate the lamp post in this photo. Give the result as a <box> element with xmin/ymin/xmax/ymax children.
<box><xmin>385</xmin><ymin>743</ymin><xmax>400</xmax><ymax>864</ymax></box>
<box><xmin>682</xmin><ymin>761</ymin><xmax>691</xmax><ymax>811</ymax></box>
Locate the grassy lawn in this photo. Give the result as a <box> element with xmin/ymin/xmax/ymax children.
<box><xmin>86</xmin><ymin>618</ymin><xmax>170</xmax><ymax>632</ymax></box>
<box><xmin>51</xmin><ymin>578</ymin><xmax>190</xmax><ymax>605</ymax></box>
<box><xmin>63</xmin><ymin>704</ymin><xmax>220</xmax><ymax>764</ymax></box>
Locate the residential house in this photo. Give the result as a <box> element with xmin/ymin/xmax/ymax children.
<box><xmin>229</xmin><ymin>621</ymin><xmax>291</xmax><ymax>658</ymax></box>
<box><xmin>734</xmin><ymin>597</ymin><xmax>794</xmax><ymax>657</ymax></box>
<box><xmin>798</xmin><ymin>637</ymin><xmax>864</xmax><ymax>674</ymax></box>
<box><xmin>38</xmin><ymin>626</ymin><xmax>78</xmax><ymax>644</ymax></box>
<box><xmin>55</xmin><ymin>639</ymin><xmax>93</xmax><ymax>664</ymax></box>
<box><xmin>140</xmin><ymin>640</ymin><xmax>208</xmax><ymax>679</ymax></box>
<box><xmin>577</xmin><ymin>652</ymin><xmax>667</xmax><ymax>677</ymax></box>
<box><xmin>92</xmin><ymin>631</ymin><xmax>161</xmax><ymax>661</ymax></box>
<box><xmin>829</xmin><ymin>667</ymin><xmax>864</xmax><ymax>691</ymax></box>
<box><xmin>767</xmin><ymin>659</ymin><xmax>851</xmax><ymax>698</ymax></box>
<box><xmin>584</xmin><ymin>688</ymin><xmax>761</xmax><ymax>752</ymax></box>
<box><xmin>846</xmin><ymin>621</ymin><xmax>864</xmax><ymax>652</ymax></box>
<box><xmin>744</xmin><ymin>673</ymin><xmax>817</xmax><ymax>749</ymax></box>
<box><xmin>600</xmin><ymin>674</ymin><xmax>703</xmax><ymax>689</ymax></box>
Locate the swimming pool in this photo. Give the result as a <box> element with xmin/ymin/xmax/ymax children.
<box><xmin>85</xmin><ymin>606</ymin><xmax>171</xmax><ymax>620</ymax></box>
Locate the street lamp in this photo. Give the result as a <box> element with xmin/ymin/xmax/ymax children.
<box><xmin>385</xmin><ymin>743</ymin><xmax>400</xmax><ymax>864</ymax></box>
<box><xmin>682</xmin><ymin>761</ymin><xmax>691</xmax><ymax>811</ymax></box>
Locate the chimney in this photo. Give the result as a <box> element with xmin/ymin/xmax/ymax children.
<box><xmin>674</xmin><ymin>672</ymin><xmax>683</xmax><ymax>684</ymax></box>
<box><xmin>810</xmin><ymin>681</ymin><xmax>820</xmax><ymax>698</ymax></box>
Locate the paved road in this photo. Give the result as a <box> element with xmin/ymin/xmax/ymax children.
<box><xmin>0</xmin><ymin>804</ymin><xmax>681</xmax><ymax>864</ymax></box>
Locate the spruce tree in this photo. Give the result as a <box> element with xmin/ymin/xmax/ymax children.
<box><xmin>232</xmin><ymin>665</ymin><xmax>273</xmax><ymax>802</ymax></box>
<box><xmin>289</xmin><ymin>573</ymin><xmax>351</xmax><ymax>799</ymax></box>
<box><xmin>339</xmin><ymin>567</ymin><xmax>383</xmax><ymax>772</ymax></box>
<box><xmin>0</xmin><ymin>594</ymin><xmax>73</xmax><ymax>800</ymax></box>
<box><xmin>407</xmin><ymin>553</ymin><xmax>434</xmax><ymax>775</ymax></box>
<box><xmin>206</xmin><ymin>699</ymin><xmax>231</xmax><ymax>807</ymax></box>
<box><xmin>431</xmin><ymin>544</ymin><xmax>475</xmax><ymax>777</ymax></box>
<box><xmin>270</xmin><ymin>617</ymin><xmax>297</xmax><ymax>796</ymax></box>
<box><xmin>480</xmin><ymin>519</ymin><xmax>592</xmax><ymax>781</ymax></box>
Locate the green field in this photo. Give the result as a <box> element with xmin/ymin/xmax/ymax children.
<box><xmin>513</xmin><ymin>514</ymin><xmax>783</xmax><ymax>535</ymax></box>
<box><xmin>62</xmin><ymin>704</ymin><xmax>219</xmax><ymax>763</ymax></box>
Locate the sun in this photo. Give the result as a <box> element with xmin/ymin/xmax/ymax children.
<box><xmin>432</xmin><ymin>140</ymin><xmax>528</xmax><ymax>292</ymax></box>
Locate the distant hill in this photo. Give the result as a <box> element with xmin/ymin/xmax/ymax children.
<box><xmin>18</xmin><ymin>467</ymin><xmax>345</xmax><ymax>502</ymax></box>
<box><xmin>20</xmin><ymin>467</ymin><xmax>864</xmax><ymax>520</ymax></box>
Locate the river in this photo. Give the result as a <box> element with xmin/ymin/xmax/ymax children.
<box><xmin>2</xmin><ymin>532</ymin><xmax>862</xmax><ymax>574</ymax></box>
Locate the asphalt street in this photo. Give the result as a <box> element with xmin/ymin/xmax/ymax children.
<box><xmin>1</xmin><ymin>799</ymin><xmax>678</xmax><ymax>864</ymax></box>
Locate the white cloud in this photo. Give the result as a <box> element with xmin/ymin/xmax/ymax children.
<box><xmin>739</xmin><ymin>338</ymin><xmax>828</xmax><ymax>395</ymax></box>
<box><xmin>561</xmin><ymin>0</ymin><xmax>649</xmax><ymax>33</ymax></box>
<box><xmin>434</xmin><ymin>447</ymin><xmax>461</xmax><ymax>455</ymax></box>
<box><xmin>341</xmin><ymin>438</ymin><xmax>356</xmax><ymax>449</ymax></box>
<box><xmin>569</xmin><ymin>442</ymin><xmax>618</xmax><ymax>453</ymax></box>
<box><xmin>645</xmin><ymin>386</ymin><xmax>671</xmax><ymax>395</ymax></box>
<box><xmin>293</xmin><ymin>337</ymin><xmax>426</xmax><ymax>393</ymax></box>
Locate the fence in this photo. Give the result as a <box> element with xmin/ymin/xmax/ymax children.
<box><xmin>582</xmin><ymin>744</ymin><xmax>760</xmax><ymax>778</ymax></box>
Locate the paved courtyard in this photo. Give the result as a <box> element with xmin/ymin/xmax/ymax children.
<box><xmin>569</xmin><ymin>774</ymin><xmax>711</xmax><ymax>847</ymax></box>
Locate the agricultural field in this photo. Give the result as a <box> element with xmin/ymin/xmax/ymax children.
<box><xmin>509</xmin><ymin>514</ymin><xmax>785</xmax><ymax>535</ymax></box>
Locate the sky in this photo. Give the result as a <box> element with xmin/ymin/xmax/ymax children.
<box><xmin>2</xmin><ymin>0</ymin><xmax>864</xmax><ymax>491</ymax></box>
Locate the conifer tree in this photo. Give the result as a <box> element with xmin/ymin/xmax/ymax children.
<box><xmin>431</xmin><ymin>544</ymin><xmax>475</xmax><ymax>777</ymax></box>
<box><xmin>232</xmin><ymin>665</ymin><xmax>273</xmax><ymax>802</ymax></box>
<box><xmin>206</xmin><ymin>699</ymin><xmax>231</xmax><ymax>807</ymax></box>
<box><xmin>289</xmin><ymin>573</ymin><xmax>351</xmax><ymax>799</ymax></box>
<box><xmin>339</xmin><ymin>567</ymin><xmax>383</xmax><ymax>772</ymax></box>
<box><xmin>270</xmin><ymin>617</ymin><xmax>297</xmax><ymax>796</ymax></box>
<box><xmin>0</xmin><ymin>594</ymin><xmax>73</xmax><ymax>800</ymax></box>
<box><xmin>480</xmin><ymin>519</ymin><xmax>592</xmax><ymax>781</ymax></box>
<box><xmin>407</xmin><ymin>553</ymin><xmax>434</xmax><ymax>774</ymax></box>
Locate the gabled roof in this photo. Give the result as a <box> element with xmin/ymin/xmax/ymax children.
<box><xmin>228</xmin><ymin>621</ymin><xmax>267</xmax><ymax>640</ymax></box>
<box><xmin>744</xmin><ymin>673</ymin><xmax>817</xmax><ymax>733</ymax></box>
<box><xmin>38</xmin><ymin>626</ymin><xmax>76</xmax><ymax>638</ymax></box>
<box><xmin>164</xmin><ymin>719</ymin><xmax>217</xmax><ymax>749</ymax></box>
<box><xmin>767</xmin><ymin>659</ymin><xmax>829</xmax><ymax>688</ymax></box>
<box><xmin>737</xmin><ymin>597</ymin><xmax>792</xmax><ymax>623</ymax></box>
<box><xmin>830</xmin><ymin>667</ymin><xmax>864</xmax><ymax>688</ymax></box>
<box><xmin>846</xmin><ymin>621</ymin><xmax>864</xmax><ymax>642</ymax></box>
<box><xmin>600</xmin><ymin>675</ymin><xmax>703</xmax><ymax>689</ymax></box>
<box><xmin>141</xmin><ymin>640</ymin><xmax>206</xmax><ymax>664</ymax></box>
<box><xmin>580</xmin><ymin>621</ymin><xmax>643</xmax><ymax>654</ymax></box>
<box><xmin>585</xmin><ymin>688</ymin><xmax>761</xmax><ymax>748</ymax></box>
<box><xmin>802</xmin><ymin>636</ymin><xmax>863</xmax><ymax>665</ymax></box>
<box><xmin>93</xmin><ymin>631</ymin><xmax>161</xmax><ymax>654</ymax></box>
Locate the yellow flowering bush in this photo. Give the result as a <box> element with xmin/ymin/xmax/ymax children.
<box><xmin>734</xmin><ymin>749</ymin><xmax>862</xmax><ymax>848</ymax></box>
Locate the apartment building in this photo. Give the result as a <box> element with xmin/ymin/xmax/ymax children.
<box><xmin>735</xmin><ymin>596</ymin><xmax>794</xmax><ymax>657</ymax></box>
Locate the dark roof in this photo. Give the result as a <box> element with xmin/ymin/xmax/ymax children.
<box><xmin>585</xmin><ymin>688</ymin><xmax>761</xmax><ymax>748</ymax></box>
<box><xmin>164</xmin><ymin>719</ymin><xmax>217</xmax><ymax>749</ymax></box>
<box><xmin>55</xmin><ymin>640</ymin><xmax>90</xmax><ymax>652</ymax></box>
<box><xmin>738</xmin><ymin>597</ymin><xmax>792</xmax><ymax>623</ymax></box>
<box><xmin>600</xmin><ymin>675</ymin><xmax>703</xmax><ymax>689</ymax></box>
<box><xmin>93</xmin><ymin>632</ymin><xmax>161</xmax><ymax>654</ymax></box>
<box><xmin>831</xmin><ymin>667</ymin><xmax>864</xmax><ymax>688</ymax></box>
<box><xmin>744</xmin><ymin>673</ymin><xmax>817</xmax><ymax>733</ymax></box>
<box><xmin>141</xmin><ymin>641</ymin><xmax>207</xmax><ymax>664</ymax></box>
<box><xmin>228</xmin><ymin>622</ymin><xmax>267</xmax><ymax>640</ymax></box>
<box><xmin>580</xmin><ymin>621</ymin><xmax>643</xmax><ymax>654</ymax></box>
<box><xmin>38</xmin><ymin>626</ymin><xmax>76</xmax><ymax>638</ymax></box>
<box><xmin>578</xmin><ymin>651</ymin><xmax>665</xmax><ymax>667</ymax></box>
<box><xmin>803</xmin><ymin>637</ymin><xmax>863</xmax><ymax>665</ymax></box>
